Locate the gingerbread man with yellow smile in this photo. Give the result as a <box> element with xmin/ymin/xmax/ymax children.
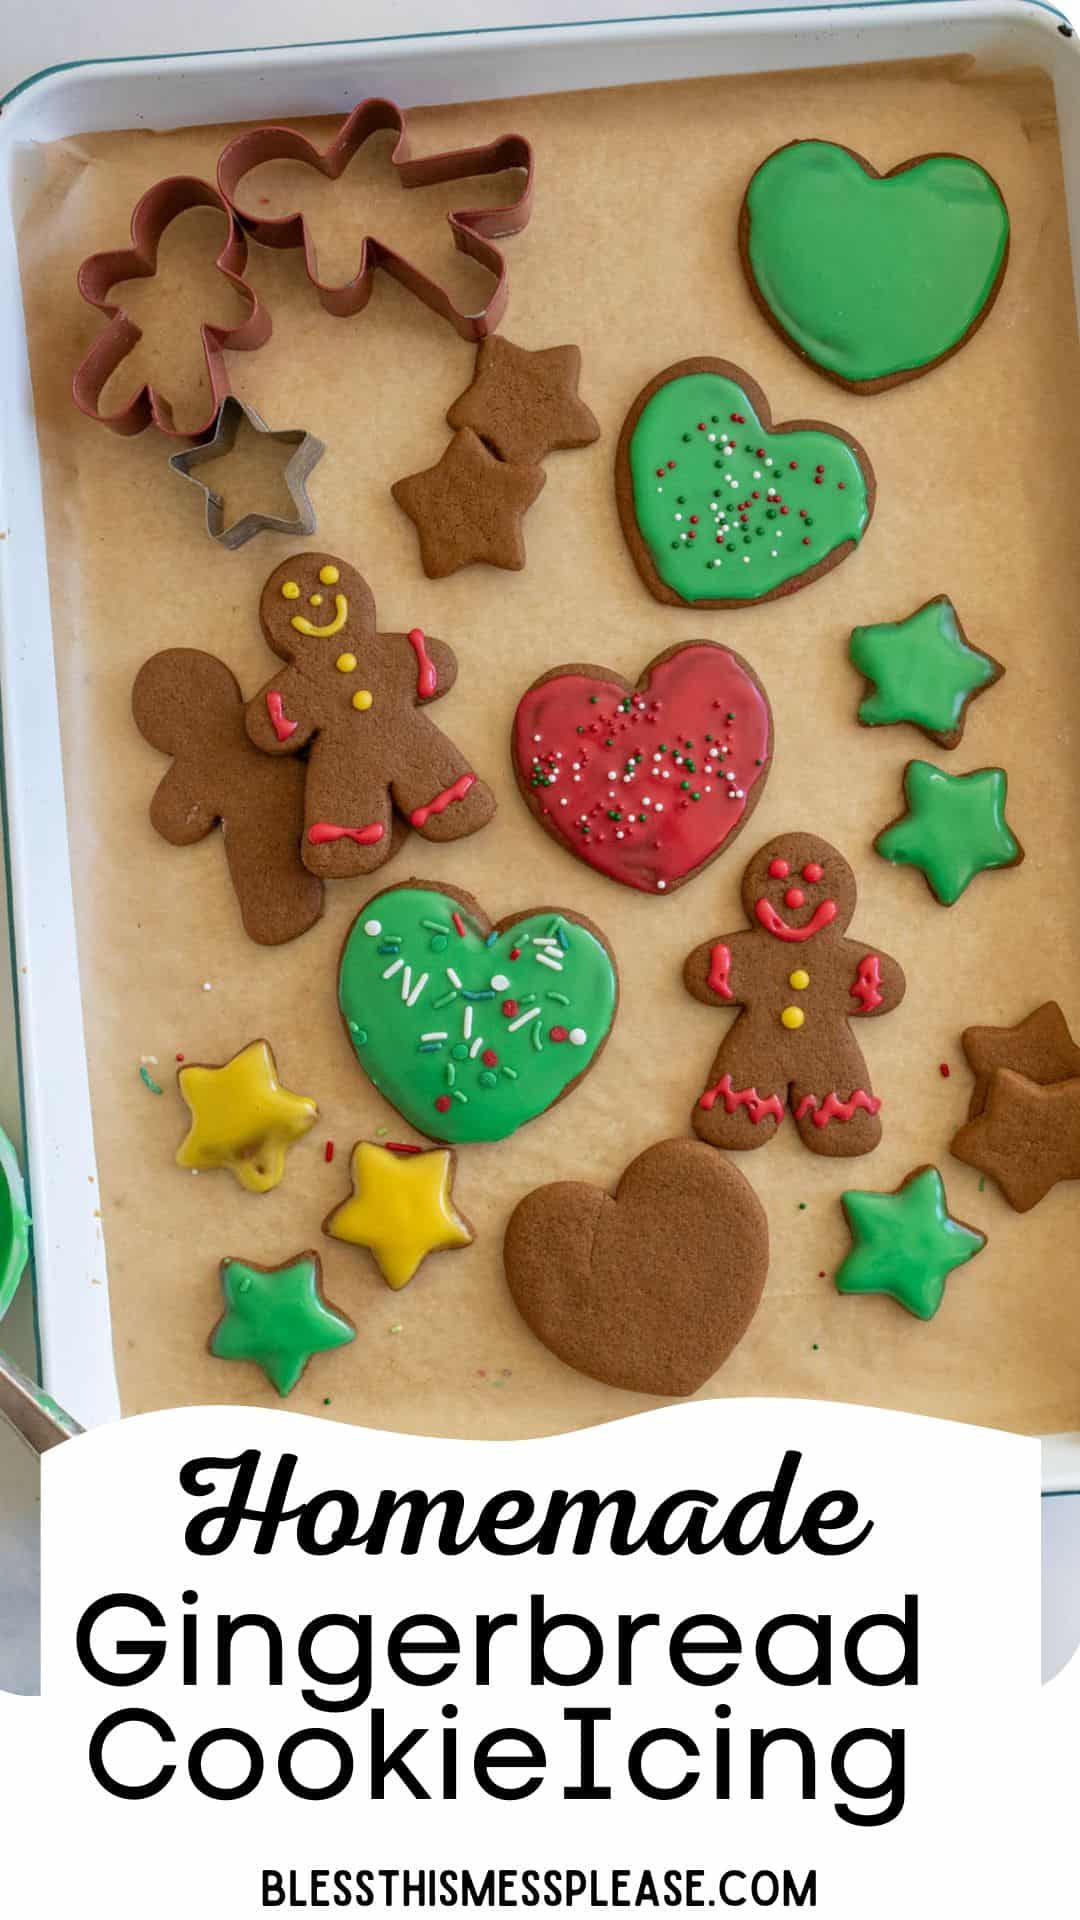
<box><xmin>684</xmin><ymin>833</ymin><xmax>905</xmax><ymax>1157</ymax></box>
<box><xmin>245</xmin><ymin>553</ymin><xmax>496</xmax><ymax>878</ymax></box>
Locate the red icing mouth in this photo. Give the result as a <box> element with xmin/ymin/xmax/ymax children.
<box><xmin>513</xmin><ymin>645</ymin><xmax>771</xmax><ymax>894</ymax></box>
<box><xmin>754</xmin><ymin>896</ymin><xmax>837</xmax><ymax>942</ymax></box>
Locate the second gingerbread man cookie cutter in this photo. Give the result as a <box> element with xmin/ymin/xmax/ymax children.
<box><xmin>216</xmin><ymin>98</ymin><xmax>534</xmax><ymax>339</ymax></box>
<box><xmin>73</xmin><ymin>176</ymin><xmax>271</xmax><ymax>439</ymax></box>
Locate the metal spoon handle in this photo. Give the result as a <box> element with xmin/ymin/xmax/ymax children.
<box><xmin>0</xmin><ymin>1348</ymin><xmax>82</xmax><ymax>1453</ymax></box>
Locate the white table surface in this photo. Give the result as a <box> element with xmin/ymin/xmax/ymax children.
<box><xmin>0</xmin><ymin>0</ymin><xmax>1077</xmax><ymax>1697</ymax></box>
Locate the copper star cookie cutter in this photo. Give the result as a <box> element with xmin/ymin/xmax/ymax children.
<box><xmin>73</xmin><ymin>176</ymin><xmax>272</xmax><ymax>439</ymax></box>
<box><xmin>168</xmin><ymin>396</ymin><xmax>326</xmax><ymax>548</ymax></box>
<box><xmin>216</xmin><ymin>97</ymin><xmax>533</xmax><ymax>340</ymax></box>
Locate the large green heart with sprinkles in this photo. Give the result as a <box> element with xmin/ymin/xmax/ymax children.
<box><xmin>616</xmin><ymin>358</ymin><xmax>874</xmax><ymax>608</ymax></box>
<box><xmin>339</xmin><ymin>883</ymin><xmax>619</xmax><ymax>1143</ymax></box>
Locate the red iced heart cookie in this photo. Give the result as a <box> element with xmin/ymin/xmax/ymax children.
<box><xmin>512</xmin><ymin>642</ymin><xmax>773</xmax><ymax>895</ymax></box>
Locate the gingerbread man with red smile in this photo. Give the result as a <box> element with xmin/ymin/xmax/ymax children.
<box><xmin>684</xmin><ymin>833</ymin><xmax>905</xmax><ymax>1156</ymax></box>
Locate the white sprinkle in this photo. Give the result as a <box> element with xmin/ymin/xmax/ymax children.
<box><xmin>508</xmin><ymin>1006</ymin><xmax>542</xmax><ymax>1033</ymax></box>
<box><xmin>674</xmin><ymin>512</ymin><xmax>683</xmax><ymax>522</ymax></box>
<box><xmin>469</xmin><ymin>1037</ymin><xmax>484</xmax><ymax>1058</ymax></box>
<box><xmin>420</xmin><ymin>1031</ymin><xmax>447</xmax><ymax>1042</ymax></box>
<box><xmin>400</xmin><ymin>964</ymin><xmax>412</xmax><ymax>1001</ymax></box>
<box><xmin>363</xmin><ymin>918</ymin><xmax>382</xmax><ymax>936</ymax></box>
<box><xmin>536</xmin><ymin>952</ymin><xmax>564</xmax><ymax>972</ymax></box>
<box><xmin>533</xmin><ymin>733</ymin><xmax>541</xmax><ymax>743</ymax></box>
<box><xmin>490</xmin><ymin>973</ymin><xmax>510</xmax><ymax>991</ymax></box>
<box><xmin>406</xmin><ymin>971</ymin><xmax>428</xmax><ymax>1008</ymax></box>
<box><xmin>446</xmin><ymin>967</ymin><xmax>463</xmax><ymax>989</ymax></box>
<box><xmin>202</xmin><ymin>981</ymin><xmax>212</xmax><ymax>992</ymax></box>
<box><xmin>608</xmin><ymin>771</ymin><xmax>618</xmax><ymax>781</ymax></box>
<box><xmin>382</xmin><ymin>958</ymin><xmax>404</xmax><ymax>979</ymax></box>
<box><xmin>140</xmin><ymin>1054</ymin><xmax>158</xmax><ymax>1065</ymax></box>
<box><xmin>743</xmin><ymin>556</ymin><xmax>751</xmax><ymax>564</ymax></box>
<box><xmin>655</xmin><ymin>803</ymin><xmax>664</xmax><ymax>813</ymax></box>
<box><xmin>569</xmin><ymin>1028</ymin><xmax>587</xmax><ymax>1046</ymax></box>
<box><xmin>464</xmin><ymin>1004</ymin><xmax>474</xmax><ymax>1039</ymax></box>
<box><xmin>657</xmin><ymin>881</ymin><xmax>667</xmax><ymax>891</ymax></box>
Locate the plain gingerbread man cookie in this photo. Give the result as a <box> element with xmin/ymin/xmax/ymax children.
<box><xmin>684</xmin><ymin>832</ymin><xmax>905</xmax><ymax>1157</ymax></box>
<box><xmin>245</xmin><ymin>553</ymin><xmax>497</xmax><ymax>879</ymax></box>
<box><xmin>132</xmin><ymin>648</ymin><xmax>324</xmax><ymax>946</ymax></box>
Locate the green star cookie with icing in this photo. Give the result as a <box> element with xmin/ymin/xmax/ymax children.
<box><xmin>874</xmin><ymin>760</ymin><xmax>1023</xmax><ymax>906</ymax></box>
<box><xmin>850</xmin><ymin>597</ymin><xmax>1003</xmax><ymax>750</ymax></box>
<box><xmin>210</xmin><ymin>1251</ymin><xmax>355</xmax><ymax>1396</ymax></box>
<box><xmin>835</xmin><ymin>1166</ymin><xmax>986</xmax><ymax>1320</ymax></box>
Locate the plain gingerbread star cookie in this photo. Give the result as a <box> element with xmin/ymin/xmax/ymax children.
<box><xmin>392</xmin><ymin>428</ymin><xmax>546</xmax><ymax>576</ymax></box>
<box><xmin>447</xmin><ymin>337</ymin><xmax>600</xmax><ymax>466</ymax></box>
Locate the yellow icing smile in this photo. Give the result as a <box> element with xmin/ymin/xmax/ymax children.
<box><xmin>290</xmin><ymin>592</ymin><xmax>349</xmax><ymax>639</ymax></box>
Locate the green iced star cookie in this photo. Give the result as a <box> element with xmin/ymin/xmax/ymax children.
<box><xmin>835</xmin><ymin>1166</ymin><xmax>986</xmax><ymax>1320</ymax></box>
<box><xmin>874</xmin><ymin>760</ymin><xmax>1023</xmax><ymax>905</ymax></box>
<box><xmin>850</xmin><ymin>597</ymin><xmax>1002</xmax><ymax>749</ymax></box>
<box><xmin>210</xmin><ymin>1251</ymin><xmax>355</xmax><ymax>1396</ymax></box>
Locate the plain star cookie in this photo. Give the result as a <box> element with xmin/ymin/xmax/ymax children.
<box><xmin>392</xmin><ymin>428</ymin><xmax>546</xmax><ymax>576</ymax></box>
<box><xmin>447</xmin><ymin>337</ymin><xmax>600</xmax><ymax>466</ymax></box>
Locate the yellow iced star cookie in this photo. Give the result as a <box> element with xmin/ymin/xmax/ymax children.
<box><xmin>176</xmin><ymin>1038</ymin><xmax>317</xmax><ymax>1193</ymax></box>
<box><xmin>323</xmin><ymin>1141</ymin><xmax>473</xmax><ymax>1289</ymax></box>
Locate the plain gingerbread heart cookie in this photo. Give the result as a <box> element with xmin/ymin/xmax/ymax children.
<box><xmin>504</xmin><ymin>1138</ymin><xmax>769</xmax><ymax>1396</ymax></box>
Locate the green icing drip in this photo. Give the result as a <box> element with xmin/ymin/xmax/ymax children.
<box><xmin>836</xmin><ymin>1167</ymin><xmax>986</xmax><ymax>1319</ymax></box>
<box><xmin>746</xmin><ymin>142</ymin><xmax>1009</xmax><ymax>383</ymax></box>
<box><xmin>851</xmin><ymin>599</ymin><xmax>997</xmax><ymax>739</ymax></box>
<box><xmin>874</xmin><ymin>761</ymin><xmax>1020</xmax><ymax>906</ymax></box>
<box><xmin>211</xmin><ymin>1255</ymin><xmax>354</xmax><ymax>1397</ymax></box>
<box><xmin>339</xmin><ymin>888</ymin><xmax>617</xmax><ymax>1143</ymax></box>
<box><xmin>629</xmin><ymin>371</ymin><xmax>869</xmax><ymax>603</ymax></box>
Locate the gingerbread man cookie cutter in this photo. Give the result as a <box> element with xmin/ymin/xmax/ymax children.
<box><xmin>216</xmin><ymin>98</ymin><xmax>534</xmax><ymax>339</ymax></box>
<box><xmin>73</xmin><ymin>176</ymin><xmax>271</xmax><ymax>440</ymax></box>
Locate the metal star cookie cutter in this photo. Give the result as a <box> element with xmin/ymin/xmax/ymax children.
<box><xmin>168</xmin><ymin>396</ymin><xmax>326</xmax><ymax>549</ymax></box>
<box><xmin>217</xmin><ymin>97</ymin><xmax>533</xmax><ymax>340</ymax></box>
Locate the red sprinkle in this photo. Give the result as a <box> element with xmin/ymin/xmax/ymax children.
<box><xmin>509</xmin><ymin>946</ymin><xmax>521</xmax><ymax>960</ymax></box>
<box><xmin>451</xmin><ymin>911</ymin><xmax>466</xmax><ymax>938</ymax></box>
<box><xmin>501</xmin><ymin>998</ymin><xmax>519</xmax><ymax>1017</ymax></box>
<box><xmin>550</xmin><ymin>1025</ymin><xmax>569</xmax><ymax>1043</ymax></box>
<box><xmin>789</xmin><ymin>460</ymin><xmax>798</xmax><ymax>469</ymax></box>
<box><xmin>939</xmin><ymin>1063</ymin><xmax>951</xmax><ymax>1078</ymax></box>
<box><xmin>697</xmin><ymin>421</ymin><xmax>707</xmax><ymax>430</ymax></box>
<box><xmin>434</xmin><ymin>1096</ymin><xmax>452</xmax><ymax>1113</ymax></box>
<box><xmin>730</xmin><ymin>412</ymin><xmax>745</xmax><ymax>423</ymax></box>
<box><xmin>689</xmin><ymin>514</ymin><xmax>699</xmax><ymax>524</ymax></box>
<box><xmin>837</xmin><ymin>481</ymin><xmax>846</xmax><ymax>490</ymax></box>
<box><xmin>388</xmin><ymin>1140</ymin><xmax>422</xmax><ymax>1153</ymax></box>
<box><xmin>324</xmin><ymin>1140</ymin><xmax>335</xmax><ymax>1163</ymax></box>
<box><xmin>482</xmin><ymin>1048</ymin><xmax>498</xmax><ymax>1067</ymax></box>
<box><xmin>780</xmin><ymin>506</ymin><xmax>790</xmax><ymax>516</ymax></box>
<box><xmin>175</xmin><ymin>1052</ymin><xmax>185</xmax><ymax>1062</ymax></box>
<box><xmin>802</xmin><ymin>536</ymin><xmax>811</xmax><ymax>545</ymax></box>
<box><xmin>666</xmin><ymin>460</ymin><xmax>676</xmax><ymax>470</ymax></box>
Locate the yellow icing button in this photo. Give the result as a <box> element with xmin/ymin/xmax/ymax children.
<box><xmin>281</xmin><ymin>581</ymin><xmax>300</xmax><ymax>600</ymax></box>
<box><xmin>309</xmin><ymin>593</ymin><xmax>323</xmax><ymax>607</ymax></box>
<box><xmin>781</xmin><ymin>1006</ymin><xmax>805</xmax><ymax>1031</ymax></box>
<box><xmin>319</xmin><ymin>564</ymin><xmax>341</xmax><ymax>585</ymax></box>
<box><xmin>175</xmin><ymin>1039</ymin><xmax>317</xmax><ymax>1194</ymax></box>
<box><xmin>325</xmin><ymin>1141</ymin><xmax>473</xmax><ymax>1289</ymax></box>
<box><xmin>336</xmin><ymin>652</ymin><xmax>358</xmax><ymax>673</ymax></box>
<box><xmin>352</xmin><ymin>689</ymin><xmax>374</xmax><ymax>711</ymax></box>
<box><xmin>789</xmin><ymin>969</ymin><xmax>810</xmax><ymax>991</ymax></box>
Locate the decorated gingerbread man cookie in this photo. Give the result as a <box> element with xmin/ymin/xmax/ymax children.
<box><xmin>245</xmin><ymin>553</ymin><xmax>496</xmax><ymax>878</ymax></box>
<box><xmin>684</xmin><ymin>833</ymin><xmax>905</xmax><ymax>1157</ymax></box>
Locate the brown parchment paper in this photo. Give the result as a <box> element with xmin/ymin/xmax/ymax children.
<box><xmin>14</xmin><ymin>58</ymin><xmax>1080</xmax><ymax>1437</ymax></box>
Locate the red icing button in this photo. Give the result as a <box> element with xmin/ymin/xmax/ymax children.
<box><xmin>784</xmin><ymin>887</ymin><xmax>805</xmax><ymax>909</ymax></box>
<box><xmin>768</xmin><ymin>858</ymin><xmax>790</xmax><ymax>879</ymax></box>
<box><xmin>802</xmin><ymin>862</ymin><xmax>824</xmax><ymax>883</ymax></box>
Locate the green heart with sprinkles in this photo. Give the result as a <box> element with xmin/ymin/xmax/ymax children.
<box><xmin>338</xmin><ymin>882</ymin><xmax>619</xmax><ymax>1143</ymax></box>
<box><xmin>616</xmin><ymin>358</ymin><xmax>875</xmax><ymax>608</ymax></box>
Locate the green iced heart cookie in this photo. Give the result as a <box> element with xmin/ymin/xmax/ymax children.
<box><xmin>617</xmin><ymin>360</ymin><xmax>873</xmax><ymax>608</ymax></box>
<box><xmin>339</xmin><ymin>883</ymin><xmax>618</xmax><ymax>1143</ymax></box>
<box><xmin>742</xmin><ymin>142</ymin><xmax>1010</xmax><ymax>390</ymax></box>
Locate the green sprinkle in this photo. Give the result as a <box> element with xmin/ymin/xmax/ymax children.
<box><xmin>431</xmin><ymin>935</ymin><xmax>448</xmax><ymax>952</ymax></box>
<box><xmin>139</xmin><ymin>1065</ymin><xmax>163</xmax><ymax>1095</ymax></box>
<box><xmin>531</xmin><ymin>1022</ymin><xmax>544</xmax><ymax>1052</ymax></box>
<box><xmin>323</xmin><ymin>1396</ymin><xmax>332</xmax><ymax>1406</ymax></box>
<box><xmin>421</xmin><ymin>918</ymin><xmax>450</xmax><ymax>933</ymax></box>
<box><xmin>389</xmin><ymin>1323</ymin><xmax>402</xmax><ymax>1335</ymax></box>
<box><xmin>432</xmin><ymin>990</ymin><xmax>458</xmax><ymax>1009</ymax></box>
<box><xmin>519</xmin><ymin>993</ymin><xmax>538</xmax><ymax>1007</ymax></box>
<box><xmin>445</xmin><ymin>1063</ymin><xmax>456</xmax><ymax>1087</ymax></box>
<box><xmin>462</xmin><ymin>989</ymin><xmax>496</xmax><ymax>1001</ymax></box>
<box><xmin>546</xmin><ymin>991</ymin><xmax>570</xmax><ymax>1005</ymax></box>
<box><xmin>978</xmin><ymin>1176</ymin><xmax>986</xmax><ymax>1192</ymax></box>
<box><xmin>589</xmin><ymin>696</ymin><xmax>599</xmax><ymax>704</ymax></box>
<box><xmin>417</xmin><ymin>1042</ymin><xmax>441</xmax><ymax>1053</ymax></box>
<box><xmin>798</xmin><ymin>1202</ymin><xmax>808</xmax><ymax>1211</ymax></box>
<box><xmin>479</xmin><ymin>1070</ymin><xmax>497</xmax><ymax>1088</ymax></box>
<box><xmin>501</xmin><ymin>1066</ymin><xmax>518</xmax><ymax>1081</ymax></box>
<box><xmin>452</xmin><ymin>1089</ymin><xmax>469</xmax><ymax>1104</ymax></box>
<box><xmin>812</xmin><ymin>1344</ymin><xmax>820</xmax><ymax>1354</ymax></box>
<box><xmin>452</xmin><ymin>1042</ymin><xmax>469</xmax><ymax>1060</ymax></box>
<box><xmin>376</xmin><ymin>1126</ymin><xmax>388</xmax><ymax>1138</ymax></box>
